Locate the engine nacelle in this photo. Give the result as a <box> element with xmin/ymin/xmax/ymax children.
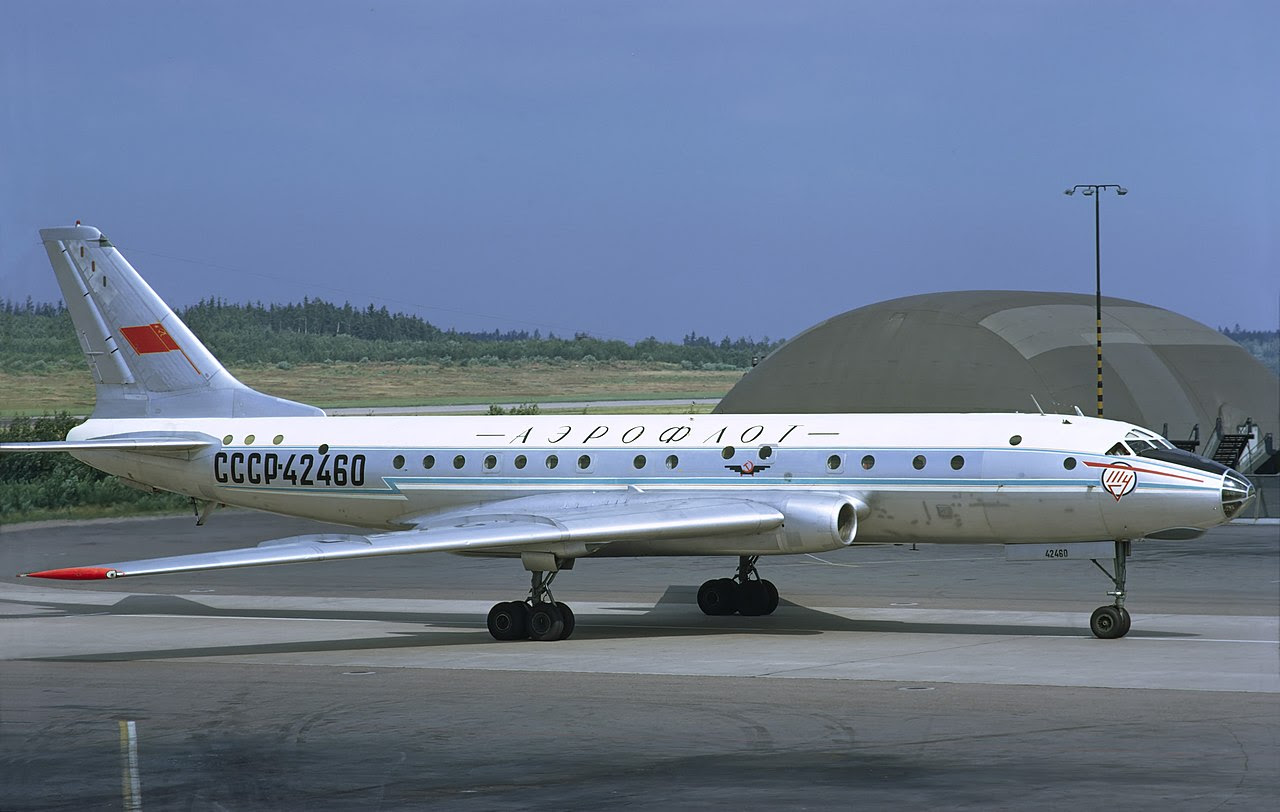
<box><xmin>757</xmin><ymin>492</ymin><xmax>862</xmax><ymax>554</ymax></box>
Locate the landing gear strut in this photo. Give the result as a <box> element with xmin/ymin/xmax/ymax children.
<box><xmin>697</xmin><ymin>556</ymin><xmax>780</xmax><ymax>617</ymax></box>
<box><xmin>1089</xmin><ymin>541</ymin><xmax>1132</xmax><ymax>639</ymax></box>
<box><xmin>486</xmin><ymin>568</ymin><xmax>576</xmax><ymax>642</ymax></box>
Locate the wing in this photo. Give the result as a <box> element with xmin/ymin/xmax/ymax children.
<box><xmin>19</xmin><ymin>492</ymin><xmax>785</xmax><ymax>580</ymax></box>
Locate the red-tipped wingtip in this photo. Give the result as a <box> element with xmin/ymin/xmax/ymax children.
<box><xmin>20</xmin><ymin>566</ymin><xmax>118</xmax><ymax>580</ymax></box>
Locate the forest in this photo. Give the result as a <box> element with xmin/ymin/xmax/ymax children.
<box><xmin>0</xmin><ymin>298</ymin><xmax>781</xmax><ymax>372</ymax></box>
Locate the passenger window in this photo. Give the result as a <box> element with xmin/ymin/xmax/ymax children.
<box><xmin>393</xmin><ymin>455</ymin><xmax>405</xmax><ymax>470</ymax></box>
<box><xmin>514</xmin><ymin>455</ymin><xmax>527</xmax><ymax>470</ymax></box>
<box><xmin>861</xmin><ymin>455</ymin><xmax>875</xmax><ymax>470</ymax></box>
<box><xmin>912</xmin><ymin>455</ymin><xmax>927</xmax><ymax>470</ymax></box>
<box><xmin>577</xmin><ymin>454</ymin><xmax>591</xmax><ymax>470</ymax></box>
<box><xmin>1064</xmin><ymin>457</ymin><xmax>1077</xmax><ymax>470</ymax></box>
<box><xmin>546</xmin><ymin>454</ymin><xmax>559</xmax><ymax>470</ymax></box>
<box><xmin>422</xmin><ymin>454</ymin><xmax>435</xmax><ymax>469</ymax></box>
<box><xmin>633</xmin><ymin>455</ymin><xmax>646</xmax><ymax>469</ymax></box>
<box><xmin>721</xmin><ymin>446</ymin><xmax>735</xmax><ymax>460</ymax></box>
<box><xmin>826</xmin><ymin>455</ymin><xmax>841</xmax><ymax>471</ymax></box>
<box><xmin>483</xmin><ymin>454</ymin><xmax>498</xmax><ymax>470</ymax></box>
<box><xmin>665</xmin><ymin>455</ymin><xmax>679</xmax><ymax>470</ymax></box>
<box><xmin>950</xmin><ymin>455</ymin><xmax>964</xmax><ymax>470</ymax></box>
<box><xmin>453</xmin><ymin>454</ymin><xmax>466</xmax><ymax>469</ymax></box>
<box><xmin>759</xmin><ymin>445</ymin><xmax>773</xmax><ymax>460</ymax></box>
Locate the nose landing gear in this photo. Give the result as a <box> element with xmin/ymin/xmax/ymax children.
<box><xmin>1089</xmin><ymin>541</ymin><xmax>1132</xmax><ymax>639</ymax></box>
<box><xmin>697</xmin><ymin>556</ymin><xmax>780</xmax><ymax>617</ymax></box>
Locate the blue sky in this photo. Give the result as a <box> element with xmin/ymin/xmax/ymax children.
<box><xmin>2</xmin><ymin>1</ymin><xmax>1275</xmax><ymax>342</ymax></box>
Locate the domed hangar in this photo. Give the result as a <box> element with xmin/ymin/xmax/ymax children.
<box><xmin>717</xmin><ymin>291</ymin><xmax>1278</xmax><ymax>473</ymax></box>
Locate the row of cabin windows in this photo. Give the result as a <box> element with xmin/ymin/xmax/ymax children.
<box><xmin>392</xmin><ymin>453</ymin><xmax>683</xmax><ymax>471</ymax></box>
<box><xmin>381</xmin><ymin>451</ymin><xmax>1065</xmax><ymax>473</ymax></box>
<box><xmin>223</xmin><ymin>436</ymin><xmax>1032</xmax><ymax>457</ymax></box>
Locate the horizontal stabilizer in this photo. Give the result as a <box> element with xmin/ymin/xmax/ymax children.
<box><xmin>20</xmin><ymin>494</ymin><xmax>786</xmax><ymax>579</ymax></box>
<box><xmin>0</xmin><ymin>433</ymin><xmax>216</xmax><ymax>455</ymax></box>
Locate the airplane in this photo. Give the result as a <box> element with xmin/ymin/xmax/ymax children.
<box><xmin>1</xmin><ymin>224</ymin><xmax>1256</xmax><ymax>641</ymax></box>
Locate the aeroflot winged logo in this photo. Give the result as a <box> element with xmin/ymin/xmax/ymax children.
<box><xmin>119</xmin><ymin>323</ymin><xmax>202</xmax><ymax>374</ymax></box>
<box><xmin>726</xmin><ymin>460</ymin><xmax>770</xmax><ymax>476</ymax></box>
<box><xmin>1101</xmin><ymin>462</ymin><xmax>1137</xmax><ymax>501</ymax></box>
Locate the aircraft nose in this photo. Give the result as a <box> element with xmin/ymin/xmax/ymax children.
<box><xmin>1221</xmin><ymin>470</ymin><xmax>1254</xmax><ymax>520</ymax></box>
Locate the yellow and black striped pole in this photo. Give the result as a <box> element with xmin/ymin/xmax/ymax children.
<box><xmin>1065</xmin><ymin>184</ymin><xmax>1128</xmax><ymax>418</ymax></box>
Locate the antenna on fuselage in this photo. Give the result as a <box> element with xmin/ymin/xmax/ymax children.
<box><xmin>1074</xmin><ymin>405</ymin><xmax>1085</xmax><ymax>417</ymax></box>
<box><xmin>1030</xmin><ymin>394</ymin><xmax>1045</xmax><ymax>415</ymax></box>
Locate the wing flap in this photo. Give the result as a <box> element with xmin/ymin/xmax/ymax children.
<box><xmin>20</xmin><ymin>495</ymin><xmax>785</xmax><ymax>580</ymax></box>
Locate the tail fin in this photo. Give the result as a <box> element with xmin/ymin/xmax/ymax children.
<box><xmin>40</xmin><ymin>225</ymin><xmax>323</xmax><ymax>419</ymax></box>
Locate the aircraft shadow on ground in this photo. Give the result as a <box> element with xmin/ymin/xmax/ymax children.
<box><xmin>3</xmin><ymin>585</ymin><xmax>1193</xmax><ymax>663</ymax></box>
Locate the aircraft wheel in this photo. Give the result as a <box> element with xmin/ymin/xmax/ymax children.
<box><xmin>528</xmin><ymin>601</ymin><xmax>565</xmax><ymax>641</ymax></box>
<box><xmin>1090</xmin><ymin>605</ymin><xmax>1128</xmax><ymax>640</ymax></box>
<box><xmin>697</xmin><ymin>578</ymin><xmax>740</xmax><ymax>616</ymax></box>
<box><xmin>737</xmin><ymin>581</ymin><xmax>770</xmax><ymax>616</ymax></box>
<box><xmin>1118</xmin><ymin>607</ymin><xmax>1132</xmax><ymax>637</ymax></box>
<box><xmin>762</xmin><ymin>580</ymin><xmax>779</xmax><ymax>615</ymax></box>
<box><xmin>555</xmin><ymin>602</ymin><xmax>576</xmax><ymax>640</ymax></box>
<box><xmin>487</xmin><ymin>601</ymin><xmax>527</xmax><ymax>641</ymax></box>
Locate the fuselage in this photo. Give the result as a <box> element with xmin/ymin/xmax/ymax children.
<box><xmin>69</xmin><ymin>411</ymin><xmax>1235</xmax><ymax>552</ymax></box>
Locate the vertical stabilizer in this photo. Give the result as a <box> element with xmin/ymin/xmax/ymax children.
<box><xmin>40</xmin><ymin>225</ymin><xmax>323</xmax><ymax>418</ymax></box>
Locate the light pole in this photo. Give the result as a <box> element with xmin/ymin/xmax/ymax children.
<box><xmin>1064</xmin><ymin>184</ymin><xmax>1127</xmax><ymax>417</ymax></box>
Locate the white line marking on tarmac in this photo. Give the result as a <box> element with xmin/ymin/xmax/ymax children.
<box><xmin>1123</xmin><ymin>637</ymin><xmax>1280</xmax><ymax>644</ymax></box>
<box><xmin>121</xmin><ymin>614</ymin><xmax>372</xmax><ymax>623</ymax></box>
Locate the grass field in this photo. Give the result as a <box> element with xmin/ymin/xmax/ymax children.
<box><xmin>0</xmin><ymin>360</ymin><xmax>744</xmax><ymax>415</ymax></box>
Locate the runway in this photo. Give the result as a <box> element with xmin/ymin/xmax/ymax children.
<box><xmin>1</xmin><ymin>514</ymin><xmax>1277</xmax><ymax>809</ymax></box>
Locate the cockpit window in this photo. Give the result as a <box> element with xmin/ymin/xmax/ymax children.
<box><xmin>1106</xmin><ymin>442</ymin><xmax>1130</xmax><ymax>456</ymax></box>
<box><xmin>1124</xmin><ymin>428</ymin><xmax>1175</xmax><ymax>450</ymax></box>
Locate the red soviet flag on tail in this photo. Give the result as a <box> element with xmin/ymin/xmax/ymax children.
<box><xmin>119</xmin><ymin>323</ymin><xmax>181</xmax><ymax>354</ymax></box>
<box><xmin>118</xmin><ymin>323</ymin><xmax>202</xmax><ymax>374</ymax></box>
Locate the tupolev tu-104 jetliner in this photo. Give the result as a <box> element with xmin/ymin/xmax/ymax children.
<box><xmin>3</xmin><ymin>225</ymin><xmax>1255</xmax><ymax>641</ymax></box>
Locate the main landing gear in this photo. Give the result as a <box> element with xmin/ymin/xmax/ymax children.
<box><xmin>1089</xmin><ymin>541</ymin><xmax>1132</xmax><ymax>640</ymax></box>
<box><xmin>486</xmin><ymin>569</ymin><xmax>577</xmax><ymax>642</ymax></box>
<box><xmin>697</xmin><ymin>556</ymin><xmax>780</xmax><ymax>617</ymax></box>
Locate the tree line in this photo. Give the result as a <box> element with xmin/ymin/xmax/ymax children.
<box><xmin>0</xmin><ymin>298</ymin><xmax>781</xmax><ymax>371</ymax></box>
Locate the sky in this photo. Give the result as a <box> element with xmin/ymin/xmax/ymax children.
<box><xmin>2</xmin><ymin>1</ymin><xmax>1276</xmax><ymax>343</ymax></box>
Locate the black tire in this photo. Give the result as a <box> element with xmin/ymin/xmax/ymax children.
<box><xmin>738</xmin><ymin>581</ymin><xmax>770</xmax><ymax>616</ymax></box>
<box><xmin>555</xmin><ymin>602</ymin><xmax>576</xmax><ymax>640</ymax></box>
<box><xmin>1118</xmin><ymin>606</ymin><xmax>1132</xmax><ymax>637</ymax></box>
<box><xmin>762</xmin><ymin>580</ymin><xmax>780</xmax><ymax>615</ymax></box>
<box><xmin>528</xmin><ymin>601</ymin><xmax>565</xmax><ymax>641</ymax></box>
<box><xmin>697</xmin><ymin>578</ymin><xmax>740</xmax><ymax>616</ymax></box>
<box><xmin>1090</xmin><ymin>605</ymin><xmax>1127</xmax><ymax>639</ymax></box>
<box><xmin>487</xmin><ymin>601</ymin><xmax>526</xmax><ymax>641</ymax></box>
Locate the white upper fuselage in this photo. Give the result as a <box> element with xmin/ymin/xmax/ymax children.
<box><xmin>69</xmin><ymin>411</ymin><xmax>1231</xmax><ymax>550</ymax></box>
